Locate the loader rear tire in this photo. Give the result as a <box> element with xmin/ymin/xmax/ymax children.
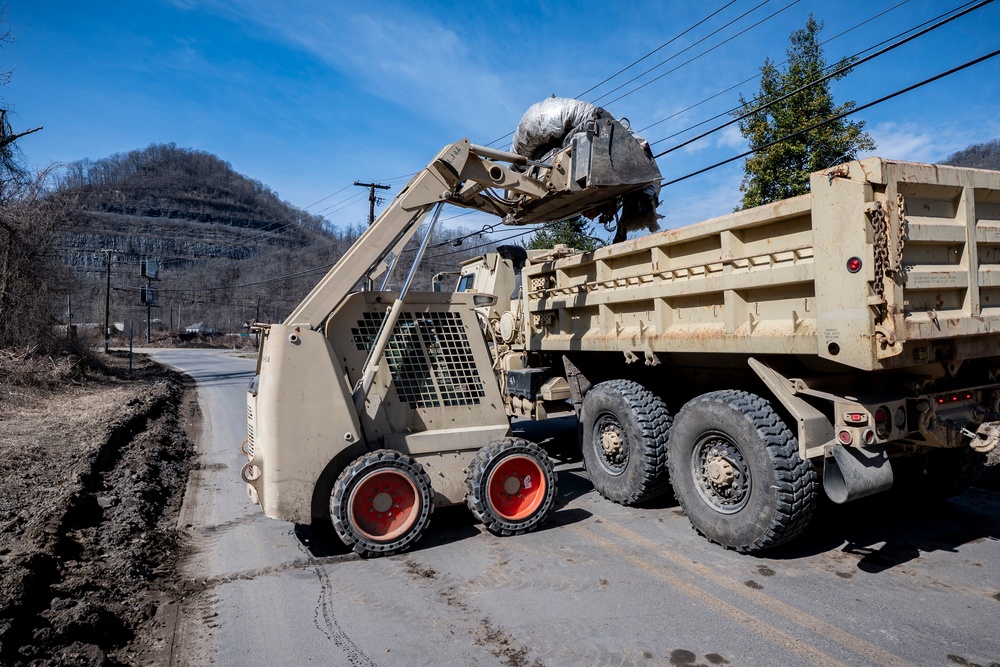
<box><xmin>331</xmin><ymin>449</ymin><xmax>433</xmax><ymax>558</ymax></box>
<box><xmin>580</xmin><ymin>380</ymin><xmax>672</xmax><ymax>505</ymax></box>
<box><xmin>466</xmin><ymin>438</ymin><xmax>557</xmax><ymax>536</ymax></box>
<box><xmin>667</xmin><ymin>390</ymin><xmax>817</xmax><ymax>553</ymax></box>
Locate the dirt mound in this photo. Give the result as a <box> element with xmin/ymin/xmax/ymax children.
<box><xmin>0</xmin><ymin>352</ymin><xmax>195</xmax><ymax>665</ymax></box>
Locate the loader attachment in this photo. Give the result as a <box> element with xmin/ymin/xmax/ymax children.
<box><xmin>503</xmin><ymin>114</ymin><xmax>662</xmax><ymax>226</ymax></box>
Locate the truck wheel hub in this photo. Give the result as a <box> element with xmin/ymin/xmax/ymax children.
<box><xmin>601</xmin><ymin>429</ymin><xmax>625</xmax><ymax>462</ymax></box>
<box><xmin>706</xmin><ymin>456</ymin><xmax>735</xmax><ymax>487</ymax></box>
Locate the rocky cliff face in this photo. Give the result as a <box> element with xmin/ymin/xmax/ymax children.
<box><xmin>55</xmin><ymin>144</ymin><xmax>326</xmax><ymax>269</ymax></box>
<box><xmin>52</xmin><ymin>144</ymin><xmax>343</xmax><ymax>330</ymax></box>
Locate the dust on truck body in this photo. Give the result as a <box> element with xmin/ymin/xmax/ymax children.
<box><xmin>243</xmin><ymin>113</ymin><xmax>1000</xmax><ymax>555</ymax></box>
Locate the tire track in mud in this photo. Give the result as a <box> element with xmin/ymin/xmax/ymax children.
<box><xmin>295</xmin><ymin>534</ymin><xmax>377</xmax><ymax>667</ymax></box>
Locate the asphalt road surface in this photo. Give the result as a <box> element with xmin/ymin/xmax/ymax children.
<box><xmin>147</xmin><ymin>348</ymin><xmax>1000</xmax><ymax>667</ymax></box>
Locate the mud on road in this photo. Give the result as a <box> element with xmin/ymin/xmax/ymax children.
<box><xmin>0</xmin><ymin>352</ymin><xmax>197</xmax><ymax>666</ymax></box>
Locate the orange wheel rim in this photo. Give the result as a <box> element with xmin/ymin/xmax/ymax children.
<box><xmin>486</xmin><ymin>455</ymin><xmax>547</xmax><ymax>521</ymax></box>
<box><xmin>349</xmin><ymin>470</ymin><xmax>419</xmax><ymax>541</ymax></box>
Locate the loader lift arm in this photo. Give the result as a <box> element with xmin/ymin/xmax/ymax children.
<box><xmin>284</xmin><ymin>116</ymin><xmax>662</xmax><ymax>331</ymax></box>
<box><xmin>284</xmin><ymin>139</ymin><xmax>549</xmax><ymax>331</ymax></box>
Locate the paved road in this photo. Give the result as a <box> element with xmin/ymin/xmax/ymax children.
<box><xmin>148</xmin><ymin>348</ymin><xmax>1000</xmax><ymax>667</ymax></box>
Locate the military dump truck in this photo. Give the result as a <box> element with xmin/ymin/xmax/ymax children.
<box><xmin>242</xmin><ymin>99</ymin><xmax>999</xmax><ymax>556</ymax></box>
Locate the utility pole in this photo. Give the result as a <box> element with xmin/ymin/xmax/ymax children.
<box><xmin>100</xmin><ymin>250</ymin><xmax>112</xmax><ymax>354</ymax></box>
<box><xmin>354</xmin><ymin>181</ymin><xmax>390</xmax><ymax>227</ymax></box>
<box><xmin>354</xmin><ymin>181</ymin><xmax>390</xmax><ymax>290</ymax></box>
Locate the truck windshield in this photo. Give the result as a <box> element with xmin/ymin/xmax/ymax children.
<box><xmin>456</xmin><ymin>274</ymin><xmax>475</xmax><ymax>292</ymax></box>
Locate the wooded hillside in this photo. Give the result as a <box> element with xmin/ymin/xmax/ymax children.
<box><xmin>941</xmin><ymin>138</ymin><xmax>1000</xmax><ymax>170</ymax></box>
<box><xmin>54</xmin><ymin>144</ymin><xmax>487</xmax><ymax>338</ymax></box>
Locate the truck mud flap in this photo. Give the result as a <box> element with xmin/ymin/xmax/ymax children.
<box><xmin>822</xmin><ymin>445</ymin><xmax>894</xmax><ymax>504</ymax></box>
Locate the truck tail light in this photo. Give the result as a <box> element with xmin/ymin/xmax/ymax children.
<box><xmin>874</xmin><ymin>406</ymin><xmax>891</xmax><ymax>439</ymax></box>
<box><xmin>862</xmin><ymin>429</ymin><xmax>876</xmax><ymax>445</ymax></box>
<box><xmin>838</xmin><ymin>430</ymin><xmax>853</xmax><ymax>445</ymax></box>
<box><xmin>847</xmin><ymin>257</ymin><xmax>862</xmax><ymax>273</ymax></box>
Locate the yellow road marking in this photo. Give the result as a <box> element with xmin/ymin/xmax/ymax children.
<box><xmin>570</xmin><ymin>525</ymin><xmax>849</xmax><ymax>667</ymax></box>
<box><xmin>601</xmin><ymin>521</ymin><xmax>918</xmax><ymax>667</ymax></box>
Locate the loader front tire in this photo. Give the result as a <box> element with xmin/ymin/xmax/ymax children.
<box><xmin>466</xmin><ymin>438</ymin><xmax>557</xmax><ymax>536</ymax></box>
<box><xmin>331</xmin><ymin>449</ymin><xmax>433</xmax><ymax>558</ymax></box>
<box><xmin>580</xmin><ymin>380</ymin><xmax>672</xmax><ymax>505</ymax></box>
<box><xmin>667</xmin><ymin>390</ymin><xmax>817</xmax><ymax>553</ymax></box>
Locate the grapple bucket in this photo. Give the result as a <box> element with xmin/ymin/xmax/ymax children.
<box><xmin>505</xmin><ymin>116</ymin><xmax>662</xmax><ymax>226</ymax></box>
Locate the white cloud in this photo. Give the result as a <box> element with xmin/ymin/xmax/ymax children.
<box><xmin>716</xmin><ymin>124</ymin><xmax>745</xmax><ymax>150</ymax></box>
<box><xmin>866</xmin><ymin>119</ymin><xmax>1000</xmax><ymax>164</ymax></box>
<box><xmin>167</xmin><ymin>1</ymin><xmax>523</xmax><ymax>135</ymax></box>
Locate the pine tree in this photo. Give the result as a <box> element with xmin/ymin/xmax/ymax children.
<box><xmin>525</xmin><ymin>217</ymin><xmax>603</xmax><ymax>252</ymax></box>
<box><xmin>737</xmin><ymin>15</ymin><xmax>875</xmax><ymax>209</ymax></box>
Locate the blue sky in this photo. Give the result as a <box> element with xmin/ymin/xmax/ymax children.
<box><xmin>6</xmin><ymin>0</ymin><xmax>1000</xmax><ymax>238</ymax></box>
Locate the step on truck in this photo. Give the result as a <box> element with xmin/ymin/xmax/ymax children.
<box><xmin>242</xmin><ymin>103</ymin><xmax>999</xmax><ymax>556</ymax></box>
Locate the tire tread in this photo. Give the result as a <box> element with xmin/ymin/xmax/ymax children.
<box><xmin>668</xmin><ymin>390</ymin><xmax>817</xmax><ymax>553</ymax></box>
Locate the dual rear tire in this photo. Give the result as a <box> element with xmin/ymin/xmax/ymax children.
<box><xmin>666</xmin><ymin>390</ymin><xmax>818</xmax><ymax>553</ymax></box>
<box><xmin>580</xmin><ymin>382</ymin><xmax>818</xmax><ymax>553</ymax></box>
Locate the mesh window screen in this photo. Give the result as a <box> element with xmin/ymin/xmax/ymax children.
<box><xmin>352</xmin><ymin>311</ymin><xmax>485</xmax><ymax>408</ymax></box>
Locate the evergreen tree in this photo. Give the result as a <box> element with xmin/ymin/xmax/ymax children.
<box><xmin>737</xmin><ymin>15</ymin><xmax>875</xmax><ymax>209</ymax></box>
<box><xmin>525</xmin><ymin>217</ymin><xmax>603</xmax><ymax>252</ymax></box>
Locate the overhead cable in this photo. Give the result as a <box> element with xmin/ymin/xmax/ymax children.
<box><xmin>635</xmin><ymin>0</ymin><xmax>914</xmax><ymax>136</ymax></box>
<box><xmin>593</xmin><ymin>0</ymin><xmax>802</xmax><ymax>107</ymax></box>
<box><xmin>577</xmin><ymin>0</ymin><xmax>742</xmax><ymax>98</ymax></box>
<box><xmin>661</xmin><ymin>46</ymin><xmax>1000</xmax><ymax>186</ymax></box>
<box><xmin>654</xmin><ymin>0</ymin><xmax>993</xmax><ymax>158</ymax></box>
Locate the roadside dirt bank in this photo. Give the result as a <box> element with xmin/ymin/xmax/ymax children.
<box><xmin>0</xmin><ymin>352</ymin><xmax>197</xmax><ymax>666</ymax></box>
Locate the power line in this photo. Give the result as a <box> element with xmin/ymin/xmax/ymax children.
<box><xmin>661</xmin><ymin>46</ymin><xmax>1000</xmax><ymax>187</ymax></box>
<box><xmin>577</xmin><ymin>0</ymin><xmax>743</xmax><ymax>99</ymax></box>
<box><xmin>597</xmin><ymin>0</ymin><xmax>804</xmax><ymax>108</ymax></box>
<box><xmin>483</xmin><ymin>1</ymin><xmax>755</xmax><ymax>149</ymax></box>
<box><xmin>635</xmin><ymin>0</ymin><xmax>914</xmax><ymax>137</ymax></box>
<box><xmin>653</xmin><ymin>0</ymin><xmax>993</xmax><ymax>158</ymax></box>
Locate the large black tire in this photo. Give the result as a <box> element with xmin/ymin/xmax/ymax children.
<box><xmin>580</xmin><ymin>379</ymin><xmax>672</xmax><ymax>505</ymax></box>
<box><xmin>667</xmin><ymin>390</ymin><xmax>817</xmax><ymax>553</ymax></box>
<box><xmin>331</xmin><ymin>449</ymin><xmax>434</xmax><ymax>558</ymax></box>
<box><xmin>891</xmin><ymin>448</ymin><xmax>987</xmax><ymax>503</ymax></box>
<box><xmin>466</xmin><ymin>438</ymin><xmax>557</xmax><ymax>536</ymax></box>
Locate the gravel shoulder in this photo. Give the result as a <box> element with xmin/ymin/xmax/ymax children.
<box><xmin>0</xmin><ymin>351</ymin><xmax>197</xmax><ymax>666</ymax></box>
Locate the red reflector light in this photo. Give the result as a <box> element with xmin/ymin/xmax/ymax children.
<box><xmin>950</xmin><ymin>394</ymin><xmax>960</xmax><ymax>402</ymax></box>
<box><xmin>936</xmin><ymin>397</ymin><xmax>946</xmax><ymax>405</ymax></box>
<box><xmin>874</xmin><ymin>406</ymin><xmax>891</xmax><ymax>438</ymax></box>
<box><xmin>838</xmin><ymin>430</ymin><xmax>853</xmax><ymax>445</ymax></box>
<box><xmin>862</xmin><ymin>429</ymin><xmax>876</xmax><ymax>445</ymax></box>
<box><xmin>846</xmin><ymin>257</ymin><xmax>862</xmax><ymax>273</ymax></box>
<box><xmin>963</xmin><ymin>392</ymin><xmax>973</xmax><ymax>400</ymax></box>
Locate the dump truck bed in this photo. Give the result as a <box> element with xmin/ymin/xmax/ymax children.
<box><xmin>523</xmin><ymin>157</ymin><xmax>1000</xmax><ymax>371</ymax></box>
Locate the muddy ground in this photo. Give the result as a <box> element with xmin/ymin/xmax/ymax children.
<box><xmin>0</xmin><ymin>351</ymin><xmax>198</xmax><ymax>666</ymax></box>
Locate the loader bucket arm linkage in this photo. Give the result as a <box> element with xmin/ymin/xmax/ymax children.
<box><xmin>282</xmin><ymin>125</ymin><xmax>660</xmax><ymax>403</ymax></box>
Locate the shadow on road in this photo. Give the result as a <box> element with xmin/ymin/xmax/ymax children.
<box><xmin>767</xmin><ymin>486</ymin><xmax>1000</xmax><ymax>572</ymax></box>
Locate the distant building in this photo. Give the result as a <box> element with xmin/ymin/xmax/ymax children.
<box><xmin>184</xmin><ymin>322</ymin><xmax>218</xmax><ymax>334</ymax></box>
